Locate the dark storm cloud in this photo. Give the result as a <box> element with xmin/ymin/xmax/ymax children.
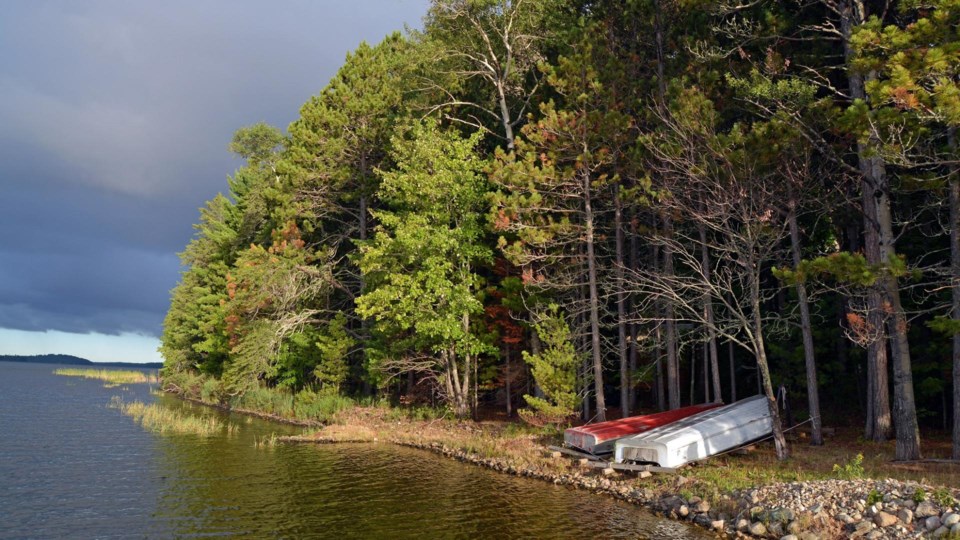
<box><xmin>0</xmin><ymin>0</ymin><xmax>430</xmax><ymax>337</ymax></box>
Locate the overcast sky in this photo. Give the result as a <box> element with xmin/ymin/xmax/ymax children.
<box><xmin>0</xmin><ymin>0</ymin><xmax>430</xmax><ymax>363</ymax></box>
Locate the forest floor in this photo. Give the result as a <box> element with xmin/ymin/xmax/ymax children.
<box><xmin>279</xmin><ymin>405</ymin><xmax>960</xmax><ymax>539</ymax></box>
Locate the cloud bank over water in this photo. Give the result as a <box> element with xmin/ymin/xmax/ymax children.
<box><xmin>0</xmin><ymin>0</ymin><xmax>429</xmax><ymax>355</ymax></box>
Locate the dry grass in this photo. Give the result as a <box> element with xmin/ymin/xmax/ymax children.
<box><xmin>111</xmin><ymin>398</ymin><xmax>237</xmax><ymax>437</ymax></box>
<box><xmin>317</xmin><ymin>406</ymin><xmax>960</xmax><ymax>495</ymax></box>
<box><xmin>55</xmin><ymin>368</ymin><xmax>158</xmax><ymax>385</ymax></box>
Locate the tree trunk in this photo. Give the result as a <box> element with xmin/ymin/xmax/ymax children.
<box><xmin>787</xmin><ymin>186</ymin><xmax>823</xmax><ymax>445</ymax></box>
<box><xmin>749</xmin><ymin>269</ymin><xmax>790</xmax><ymax>460</ymax></box>
<box><xmin>698</xmin><ymin>221</ymin><xmax>722</xmax><ymax>402</ymax></box>
<box><xmin>729</xmin><ymin>340</ymin><xmax>736</xmax><ymax>402</ymax></box>
<box><xmin>662</xmin><ymin>211</ymin><xmax>680</xmax><ymax>410</ymax></box>
<box><xmin>584</xmin><ymin>171</ymin><xmax>607</xmax><ymax>421</ymax></box>
<box><xmin>839</xmin><ymin>0</ymin><xmax>898</xmax><ymax>446</ymax></box>
<box><xmin>950</xmin><ymin>128</ymin><xmax>960</xmax><ymax>460</ymax></box>
<box><xmin>505</xmin><ymin>345</ymin><xmax>512</xmax><ymax>417</ymax></box>
<box><xmin>615</xmin><ymin>189</ymin><xmax>630</xmax><ymax>416</ymax></box>
<box><xmin>629</xmin><ymin>214</ymin><xmax>639</xmax><ymax>412</ymax></box>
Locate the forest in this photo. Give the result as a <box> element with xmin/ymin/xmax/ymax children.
<box><xmin>159</xmin><ymin>0</ymin><xmax>960</xmax><ymax>463</ymax></box>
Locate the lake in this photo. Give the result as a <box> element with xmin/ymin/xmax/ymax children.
<box><xmin>0</xmin><ymin>361</ymin><xmax>707</xmax><ymax>539</ymax></box>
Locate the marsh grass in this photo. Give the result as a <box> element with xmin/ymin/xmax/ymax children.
<box><xmin>111</xmin><ymin>397</ymin><xmax>237</xmax><ymax>437</ymax></box>
<box><xmin>55</xmin><ymin>368</ymin><xmax>158</xmax><ymax>385</ymax></box>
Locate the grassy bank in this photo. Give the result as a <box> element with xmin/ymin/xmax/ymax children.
<box><xmin>55</xmin><ymin>368</ymin><xmax>158</xmax><ymax>385</ymax></box>
<box><xmin>111</xmin><ymin>397</ymin><xmax>237</xmax><ymax>437</ymax></box>
<box><xmin>161</xmin><ymin>370</ymin><xmax>354</xmax><ymax>425</ymax></box>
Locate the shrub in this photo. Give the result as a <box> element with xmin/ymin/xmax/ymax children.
<box><xmin>200</xmin><ymin>378</ymin><xmax>225</xmax><ymax>404</ymax></box>
<box><xmin>292</xmin><ymin>390</ymin><xmax>354</xmax><ymax>423</ymax></box>
<box><xmin>913</xmin><ymin>488</ymin><xmax>926</xmax><ymax>503</ymax></box>
<box><xmin>832</xmin><ymin>453</ymin><xmax>865</xmax><ymax>480</ymax></box>
<box><xmin>867</xmin><ymin>489</ymin><xmax>882</xmax><ymax>506</ymax></box>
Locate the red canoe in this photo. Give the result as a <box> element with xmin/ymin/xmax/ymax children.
<box><xmin>564</xmin><ymin>403</ymin><xmax>723</xmax><ymax>454</ymax></box>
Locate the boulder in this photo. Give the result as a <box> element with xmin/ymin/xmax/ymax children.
<box><xmin>926</xmin><ymin>516</ymin><xmax>943</xmax><ymax>531</ymax></box>
<box><xmin>942</xmin><ymin>512</ymin><xmax>960</xmax><ymax>527</ymax></box>
<box><xmin>692</xmin><ymin>500</ymin><xmax>710</xmax><ymax>513</ymax></box>
<box><xmin>873</xmin><ymin>511</ymin><xmax>897</xmax><ymax>528</ymax></box>
<box><xmin>916</xmin><ymin>501</ymin><xmax>939</xmax><ymax>518</ymax></box>
<box><xmin>749</xmin><ymin>522</ymin><xmax>767</xmax><ymax>536</ymax></box>
<box><xmin>897</xmin><ymin>508</ymin><xmax>913</xmax><ymax>524</ymax></box>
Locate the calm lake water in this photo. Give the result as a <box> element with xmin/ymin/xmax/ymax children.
<box><xmin>0</xmin><ymin>361</ymin><xmax>707</xmax><ymax>539</ymax></box>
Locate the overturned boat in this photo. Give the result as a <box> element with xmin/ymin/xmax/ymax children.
<box><xmin>563</xmin><ymin>403</ymin><xmax>722</xmax><ymax>455</ymax></box>
<box><xmin>614</xmin><ymin>394</ymin><xmax>773</xmax><ymax>468</ymax></box>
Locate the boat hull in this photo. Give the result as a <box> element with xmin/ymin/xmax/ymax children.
<box><xmin>614</xmin><ymin>395</ymin><xmax>773</xmax><ymax>468</ymax></box>
<box><xmin>563</xmin><ymin>403</ymin><xmax>722</xmax><ymax>454</ymax></box>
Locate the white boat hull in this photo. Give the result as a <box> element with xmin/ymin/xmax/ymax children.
<box><xmin>614</xmin><ymin>395</ymin><xmax>773</xmax><ymax>468</ymax></box>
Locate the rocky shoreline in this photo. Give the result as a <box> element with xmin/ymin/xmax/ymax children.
<box><xmin>389</xmin><ymin>439</ymin><xmax>959</xmax><ymax>539</ymax></box>
<box><xmin>169</xmin><ymin>391</ymin><xmax>959</xmax><ymax>539</ymax></box>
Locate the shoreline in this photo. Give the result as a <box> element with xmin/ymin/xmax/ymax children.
<box><xmin>170</xmin><ymin>389</ymin><xmax>959</xmax><ymax>539</ymax></box>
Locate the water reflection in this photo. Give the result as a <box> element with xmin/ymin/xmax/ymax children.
<box><xmin>1</xmin><ymin>362</ymin><xmax>708</xmax><ymax>539</ymax></box>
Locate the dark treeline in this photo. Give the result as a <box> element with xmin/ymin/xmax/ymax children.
<box><xmin>160</xmin><ymin>0</ymin><xmax>960</xmax><ymax>461</ymax></box>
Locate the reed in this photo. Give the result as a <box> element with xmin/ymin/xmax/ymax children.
<box><xmin>54</xmin><ymin>368</ymin><xmax>158</xmax><ymax>384</ymax></box>
<box><xmin>111</xmin><ymin>398</ymin><xmax>237</xmax><ymax>437</ymax></box>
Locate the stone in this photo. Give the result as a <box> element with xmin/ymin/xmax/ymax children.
<box><xmin>748</xmin><ymin>522</ymin><xmax>767</xmax><ymax>536</ymax></box>
<box><xmin>916</xmin><ymin>501</ymin><xmax>939</xmax><ymax>518</ymax></box>
<box><xmin>678</xmin><ymin>505</ymin><xmax>689</xmax><ymax>518</ymax></box>
<box><xmin>786</xmin><ymin>520</ymin><xmax>801</xmax><ymax>534</ymax></box>
<box><xmin>926</xmin><ymin>516</ymin><xmax>943</xmax><ymax>531</ymax></box>
<box><xmin>710</xmin><ymin>520</ymin><xmax>724</xmax><ymax>531</ymax></box>
<box><xmin>798</xmin><ymin>534</ymin><xmax>819</xmax><ymax>540</ymax></box>
<box><xmin>942</xmin><ymin>513</ymin><xmax>960</xmax><ymax>527</ymax></box>
<box><xmin>693</xmin><ymin>514</ymin><xmax>713</xmax><ymax>527</ymax></box>
<box><xmin>897</xmin><ymin>508</ymin><xmax>913</xmax><ymax>524</ymax></box>
<box><xmin>637</xmin><ymin>471</ymin><xmax>651</xmax><ymax>479</ymax></box>
<box><xmin>692</xmin><ymin>500</ymin><xmax>710</xmax><ymax>513</ymax></box>
<box><xmin>863</xmin><ymin>531</ymin><xmax>883</xmax><ymax>540</ymax></box>
<box><xmin>952</xmin><ymin>523</ymin><xmax>960</xmax><ymax>534</ymax></box>
<box><xmin>850</xmin><ymin>520</ymin><xmax>873</xmax><ymax>538</ymax></box>
<box><xmin>836</xmin><ymin>513</ymin><xmax>855</xmax><ymax>525</ymax></box>
<box><xmin>933</xmin><ymin>526</ymin><xmax>950</xmax><ymax>538</ymax></box>
<box><xmin>903</xmin><ymin>499</ymin><xmax>917</xmax><ymax>509</ymax></box>
<box><xmin>808</xmin><ymin>503</ymin><xmax>824</xmax><ymax>515</ymax></box>
<box><xmin>601</xmin><ymin>467</ymin><xmax>615</xmax><ymax>476</ymax></box>
<box><xmin>736</xmin><ymin>518</ymin><xmax>750</xmax><ymax>532</ymax></box>
<box><xmin>873</xmin><ymin>511</ymin><xmax>897</xmax><ymax>527</ymax></box>
<box><xmin>780</xmin><ymin>535</ymin><xmax>798</xmax><ymax>540</ymax></box>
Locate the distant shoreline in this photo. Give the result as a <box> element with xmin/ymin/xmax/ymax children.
<box><xmin>0</xmin><ymin>354</ymin><xmax>161</xmax><ymax>369</ymax></box>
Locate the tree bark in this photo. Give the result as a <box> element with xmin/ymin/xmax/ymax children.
<box><xmin>839</xmin><ymin>0</ymin><xmax>902</xmax><ymax>448</ymax></box>
<box><xmin>584</xmin><ymin>170</ymin><xmax>607</xmax><ymax>421</ymax></box>
<box><xmin>628</xmin><ymin>214</ymin><xmax>639</xmax><ymax>412</ymax></box>
<box><xmin>787</xmin><ymin>186</ymin><xmax>823</xmax><ymax>445</ymax></box>
<box><xmin>698</xmin><ymin>221</ymin><xmax>722</xmax><ymax>402</ymax></box>
<box><xmin>749</xmin><ymin>266</ymin><xmax>790</xmax><ymax>460</ymax></box>
<box><xmin>728</xmin><ymin>340</ymin><xmax>736</xmax><ymax>402</ymax></box>
<box><xmin>662</xmin><ymin>212</ymin><xmax>680</xmax><ymax>410</ymax></box>
<box><xmin>615</xmin><ymin>189</ymin><xmax>630</xmax><ymax>416</ymax></box>
<box><xmin>949</xmin><ymin>128</ymin><xmax>960</xmax><ymax>460</ymax></box>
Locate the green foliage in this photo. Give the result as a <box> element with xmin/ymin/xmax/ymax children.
<box><xmin>933</xmin><ymin>487</ymin><xmax>957</xmax><ymax>507</ymax></box>
<box><xmin>832</xmin><ymin>453</ymin><xmax>865</xmax><ymax>480</ymax></box>
<box><xmin>519</xmin><ymin>304</ymin><xmax>581</xmax><ymax>424</ymax></box>
<box><xmin>292</xmin><ymin>390</ymin><xmax>355</xmax><ymax>423</ymax></box>
<box><xmin>867</xmin><ymin>489</ymin><xmax>883</xmax><ymax>506</ymax></box>
<box><xmin>913</xmin><ymin>487</ymin><xmax>927</xmax><ymax>503</ymax></box>
<box><xmin>313</xmin><ymin>313</ymin><xmax>355</xmax><ymax>393</ymax></box>
<box><xmin>357</xmin><ymin>120</ymin><xmax>494</xmax><ymax>400</ymax></box>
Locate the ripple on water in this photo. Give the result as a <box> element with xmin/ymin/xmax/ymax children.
<box><xmin>0</xmin><ymin>362</ymin><xmax>708</xmax><ymax>539</ymax></box>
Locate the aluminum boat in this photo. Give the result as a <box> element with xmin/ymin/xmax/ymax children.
<box><xmin>563</xmin><ymin>403</ymin><xmax>722</xmax><ymax>455</ymax></box>
<box><xmin>613</xmin><ymin>395</ymin><xmax>773</xmax><ymax>467</ymax></box>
